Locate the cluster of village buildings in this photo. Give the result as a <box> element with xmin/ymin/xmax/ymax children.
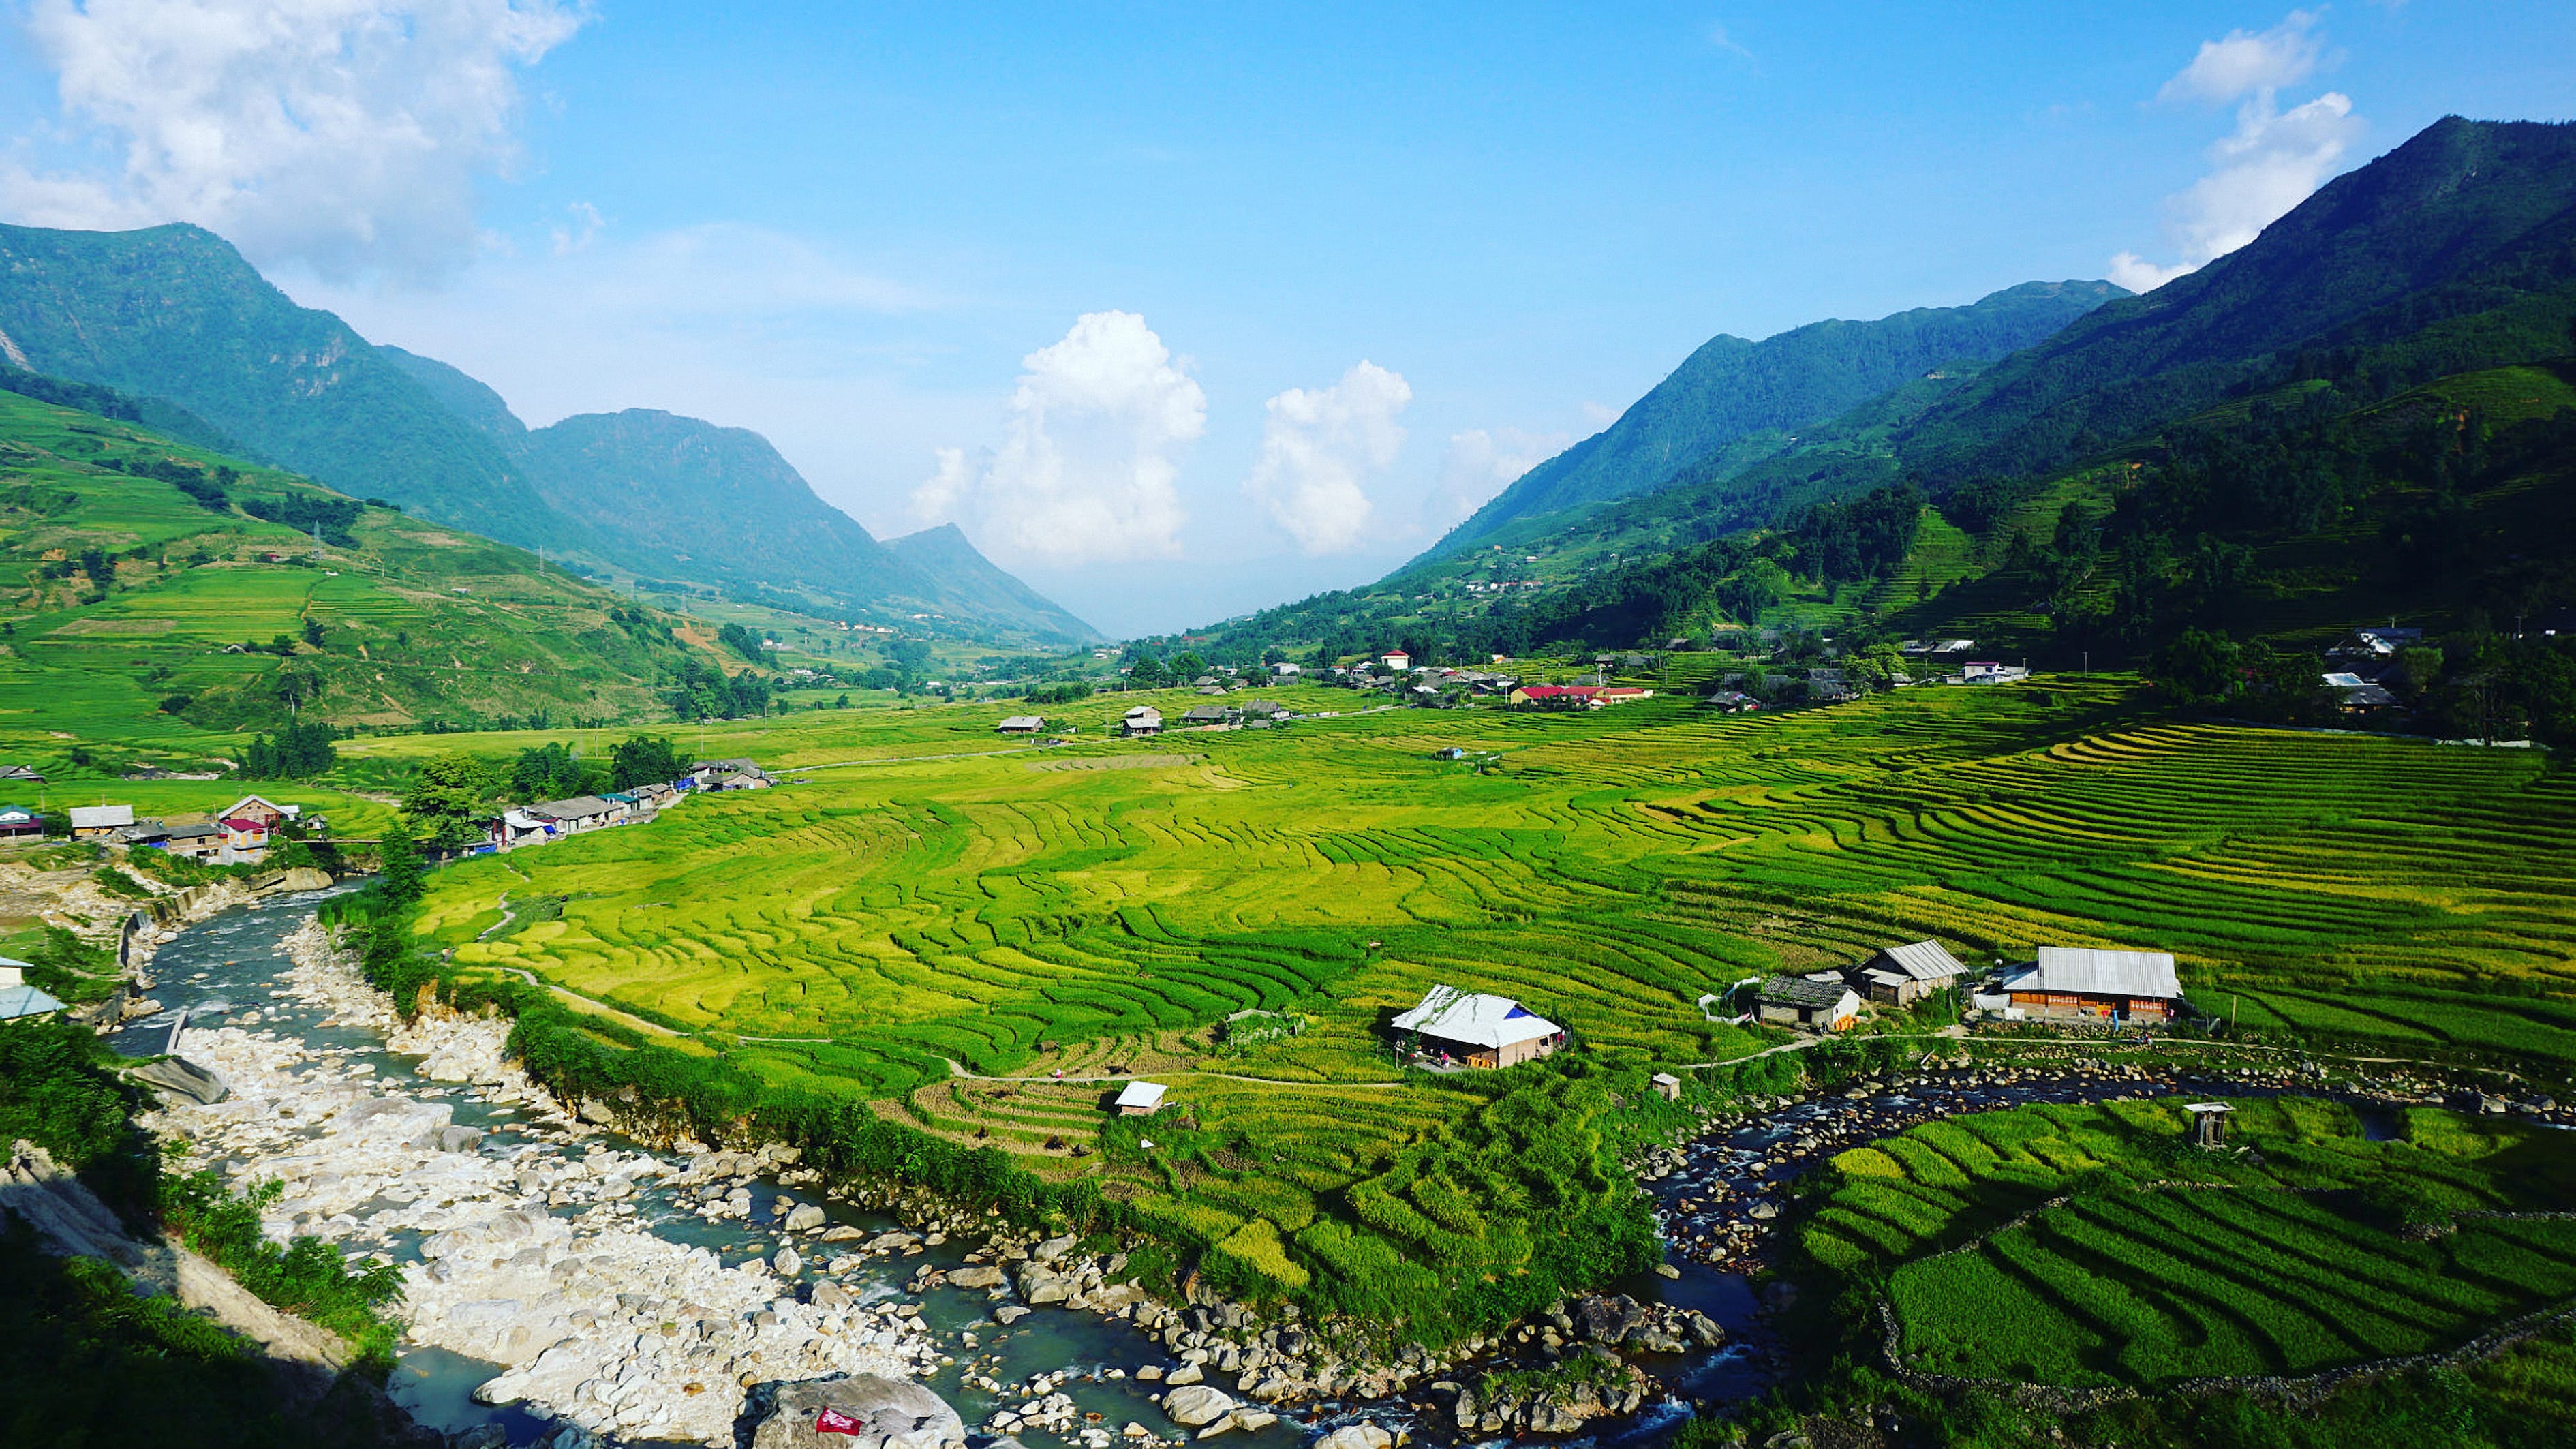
<box><xmin>55</xmin><ymin>793</ymin><xmax>311</xmax><ymax>865</ymax></box>
<box><xmin>474</xmin><ymin>759</ymin><xmax>773</xmax><ymax>855</ymax></box>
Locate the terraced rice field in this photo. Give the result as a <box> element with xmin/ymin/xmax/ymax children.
<box><xmin>405</xmin><ymin>678</ymin><xmax>2576</xmax><ymax>1299</ymax></box>
<box><xmin>1811</xmin><ymin>1099</ymin><xmax>2576</xmax><ymax>1387</ymax></box>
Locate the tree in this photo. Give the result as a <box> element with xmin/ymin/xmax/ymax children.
<box><xmin>403</xmin><ymin>754</ymin><xmax>495</xmax><ymax>846</ymax></box>
<box><xmin>379</xmin><ymin>823</ymin><xmax>426</xmax><ymax>906</ymax></box>
<box><xmin>509</xmin><ymin>742</ymin><xmax>589</xmax><ymax>802</ymax></box>
<box><xmin>2153</xmin><ymin>628</ymin><xmax>2241</xmax><ymax>707</ymax></box>
<box><xmin>609</xmin><ymin>734</ymin><xmax>685</xmax><ymax>791</ymax></box>
<box><xmin>1128</xmin><ymin>656</ymin><xmax>1173</xmax><ymax>688</ymax></box>
<box><xmin>300</xmin><ymin>616</ymin><xmax>325</xmax><ymax>649</ymax></box>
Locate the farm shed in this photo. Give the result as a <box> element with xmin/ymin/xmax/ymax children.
<box><xmin>69</xmin><ymin>804</ymin><xmax>134</xmax><ymax>838</ymax></box>
<box><xmin>1651</xmin><ymin>1072</ymin><xmax>1683</xmax><ymax>1101</ymax></box>
<box><xmin>1114</xmin><ymin>1081</ymin><xmax>1168</xmax><ymax>1117</ymax></box>
<box><xmin>1999</xmin><ymin>947</ymin><xmax>2185</xmax><ymax>1023</ymax></box>
<box><xmin>1848</xmin><ymin>939</ymin><xmax>1967</xmax><ymax>1005</ymax></box>
<box><xmin>995</xmin><ymin>715</ymin><xmax>1045</xmax><ymax>735</ymax></box>
<box><xmin>1757</xmin><ymin>975</ymin><xmax>1860</xmax><ymax>1032</ymax></box>
<box><xmin>1392</xmin><ymin>985</ymin><xmax>1565</xmax><ymax>1069</ymax></box>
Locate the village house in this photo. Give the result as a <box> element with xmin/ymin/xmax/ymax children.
<box><xmin>1999</xmin><ymin>947</ymin><xmax>2186</xmax><ymax>1024</ymax></box>
<box><xmin>219</xmin><ymin>793</ymin><xmax>301</xmax><ymax>827</ymax></box>
<box><xmin>0</xmin><ymin>804</ymin><xmax>38</xmax><ymax>840</ymax></box>
<box><xmin>995</xmin><ymin>715</ymin><xmax>1046</xmax><ymax>735</ymax></box>
<box><xmin>0</xmin><ymin>960</ymin><xmax>67</xmax><ymax>1022</ymax></box>
<box><xmin>492</xmin><ymin>809</ymin><xmax>555</xmax><ymax>849</ymax></box>
<box><xmin>216</xmin><ymin>814</ymin><xmax>273</xmax><ymax>862</ymax></box>
<box><xmin>1270</xmin><ymin>662</ymin><xmax>1301</xmax><ymax>676</ymax></box>
<box><xmin>69</xmin><ymin>804</ymin><xmax>134</xmax><ymax>840</ymax></box>
<box><xmin>1121</xmin><ymin>705</ymin><xmax>1163</xmax><ymax>737</ymax></box>
<box><xmin>1845</xmin><ymin>939</ymin><xmax>1966</xmax><ymax>1006</ymax></box>
<box><xmin>686</xmin><ymin>758</ymin><xmax>774</xmax><ymax>791</ymax></box>
<box><xmin>1114</xmin><ymin>1081</ymin><xmax>1167</xmax><ymax>1117</ymax></box>
<box><xmin>1391</xmin><ymin>984</ymin><xmax>1565</xmax><ymax>1069</ymax></box>
<box><xmin>527</xmin><ymin>796</ymin><xmax>629</xmax><ymax>834</ymax></box>
<box><xmin>159</xmin><ymin>821</ymin><xmax>226</xmax><ymax>862</ymax></box>
<box><xmin>1757</xmin><ymin>975</ymin><xmax>1861</xmax><ymax>1032</ymax></box>
<box><xmin>626</xmin><ymin>780</ymin><xmax>679</xmax><ymax>809</ymax></box>
<box><xmin>118</xmin><ymin>819</ymin><xmax>171</xmax><ymax>847</ymax></box>
<box><xmin>0</xmin><ymin>764</ymin><xmax>46</xmax><ymax>785</ymax></box>
<box><xmin>1961</xmin><ymin>662</ymin><xmax>2031</xmax><ymax>684</ymax></box>
<box><xmin>1508</xmin><ymin>684</ymin><xmax>1599</xmax><ymax>706</ymax></box>
<box><xmin>1180</xmin><ymin>704</ymin><xmax>1233</xmax><ymax>727</ymax></box>
<box><xmin>1381</xmin><ymin>649</ymin><xmax>1412</xmax><ymax>671</ymax></box>
<box><xmin>1704</xmin><ymin>690</ymin><xmax>1760</xmax><ymax>713</ymax></box>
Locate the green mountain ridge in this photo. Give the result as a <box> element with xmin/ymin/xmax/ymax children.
<box><xmin>0</xmin><ymin>224</ymin><xmax>1097</xmax><ymax>645</ymax></box>
<box><xmin>1424</xmin><ymin>279</ymin><xmax>2126</xmax><ymax>560</ymax></box>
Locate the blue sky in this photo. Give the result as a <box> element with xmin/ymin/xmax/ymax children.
<box><xmin>4</xmin><ymin>3</ymin><xmax>2574</xmax><ymax>636</ymax></box>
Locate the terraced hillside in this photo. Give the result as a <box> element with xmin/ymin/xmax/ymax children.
<box><xmin>396</xmin><ymin>679</ymin><xmax>2576</xmax><ymax>1317</ymax></box>
<box><xmin>1806</xmin><ymin>1098</ymin><xmax>2576</xmax><ymax>1387</ymax></box>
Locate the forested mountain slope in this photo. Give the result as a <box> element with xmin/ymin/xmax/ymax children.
<box><xmin>0</xmin><ymin>223</ymin><xmax>580</xmax><ymax>553</ymax></box>
<box><xmin>1424</xmin><ymin>279</ymin><xmax>2123</xmax><ymax>558</ymax></box>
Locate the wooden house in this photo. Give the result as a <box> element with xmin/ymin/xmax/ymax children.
<box><xmin>1999</xmin><ymin>947</ymin><xmax>2184</xmax><ymax>1024</ymax></box>
<box><xmin>1391</xmin><ymin>985</ymin><xmax>1565</xmax><ymax>1069</ymax></box>
<box><xmin>996</xmin><ymin>715</ymin><xmax>1045</xmax><ymax>735</ymax></box>
<box><xmin>1848</xmin><ymin>939</ymin><xmax>1966</xmax><ymax>1005</ymax></box>
<box><xmin>68</xmin><ymin>804</ymin><xmax>134</xmax><ymax>839</ymax></box>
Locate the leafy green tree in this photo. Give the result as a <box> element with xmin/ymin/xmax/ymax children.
<box><xmin>508</xmin><ymin>742</ymin><xmax>589</xmax><ymax>802</ymax></box>
<box><xmin>2154</xmin><ymin>628</ymin><xmax>2241</xmax><ymax>706</ymax></box>
<box><xmin>608</xmin><ymin>734</ymin><xmax>684</xmax><ymax>791</ymax></box>
<box><xmin>716</xmin><ymin>622</ymin><xmax>771</xmax><ymax>665</ymax></box>
<box><xmin>299</xmin><ymin>617</ymin><xmax>324</xmax><ymax>648</ymax></box>
<box><xmin>1128</xmin><ymin>656</ymin><xmax>1173</xmax><ymax>688</ymax></box>
<box><xmin>378</xmin><ymin>823</ymin><xmax>425</xmax><ymax>906</ymax></box>
<box><xmin>402</xmin><ymin>754</ymin><xmax>494</xmax><ymax>846</ymax></box>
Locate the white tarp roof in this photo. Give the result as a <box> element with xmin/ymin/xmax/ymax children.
<box><xmin>1114</xmin><ymin>1081</ymin><xmax>1167</xmax><ymax>1109</ymax></box>
<box><xmin>0</xmin><ymin>983</ymin><xmax>65</xmax><ymax>1019</ymax></box>
<box><xmin>2003</xmin><ymin>947</ymin><xmax>2183</xmax><ymax>999</ymax></box>
<box><xmin>70</xmin><ymin>804</ymin><xmax>134</xmax><ymax>829</ymax></box>
<box><xmin>1392</xmin><ymin>985</ymin><xmax>1561</xmax><ymax>1048</ymax></box>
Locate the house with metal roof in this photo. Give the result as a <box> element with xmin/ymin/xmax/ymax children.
<box><xmin>996</xmin><ymin>715</ymin><xmax>1045</xmax><ymax>734</ymax></box>
<box><xmin>1999</xmin><ymin>947</ymin><xmax>2186</xmax><ymax>1024</ymax></box>
<box><xmin>0</xmin><ymin>960</ymin><xmax>65</xmax><ymax>1022</ymax></box>
<box><xmin>1391</xmin><ymin>985</ymin><xmax>1565</xmax><ymax>1069</ymax></box>
<box><xmin>1757</xmin><ymin>975</ymin><xmax>1860</xmax><ymax>1032</ymax></box>
<box><xmin>0</xmin><ymin>804</ymin><xmax>38</xmax><ymax>840</ymax></box>
<box><xmin>69</xmin><ymin>804</ymin><xmax>134</xmax><ymax>838</ymax></box>
<box><xmin>1114</xmin><ymin>1081</ymin><xmax>1168</xmax><ymax>1116</ymax></box>
<box><xmin>1847</xmin><ymin>939</ymin><xmax>1967</xmax><ymax>1006</ymax></box>
<box><xmin>1121</xmin><ymin>706</ymin><xmax>1163</xmax><ymax>737</ymax></box>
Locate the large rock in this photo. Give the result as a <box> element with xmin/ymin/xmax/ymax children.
<box><xmin>947</xmin><ymin>1266</ymin><xmax>1008</xmax><ymax>1290</ymax></box>
<box><xmin>1314</xmin><ymin>1427</ymin><xmax>1394</xmax><ymax>1449</ymax></box>
<box><xmin>1160</xmin><ymin>1386</ymin><xmax>1237</xmax><ymax>1429</ymax></box>
<box><xmin>1018</xmin><ymin>1268</ymin><xmax>1072</xmax><ymax>1304</ymax></box>
<box><xmin>752</xmin><ymin>1375</ymin><xmax>967</xmax><ymax>1449</ymax></box>
<box><xmin>132</xmin><ymin>1056</ymin><xmax>228</xmax><ymax>1105</ymax></box>
<box><xmin>784</xmin><ymin>1203</ymin><xmax>827</xmax><ymax>1232</ymax></box>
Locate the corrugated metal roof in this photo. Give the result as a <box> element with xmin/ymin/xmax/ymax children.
<box><xmin>1391</xmin><ymin>985</ymin><xmax>1561</xmax><ymax>1048</ymax></box>
<box><xmin>2003</xmin><ymin>947</ymin><xmax>2182</xmax><ymax>999</ymax></box>
<box><xmin>70</xmin><ymin>805</ymin><xmax>134</xmax><ymax>829</ymax></box>
<box><xmin>1873</xmin><ymin>939</ymin><xmax>1965</xmax><ymax>982</ymax></box>
<box><xmin>0</xmin><ymin>984</ymin><xmax>67</xmax><ymax>1020</ymax></box>
<box><xmin>1114</xmin><ymin>1081</ymin><xmax>1167</xmax><ymax>1108</ymax></box>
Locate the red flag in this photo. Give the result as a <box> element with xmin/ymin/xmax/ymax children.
<box><xmin>816</xmin><ymin>1407</ymin><xmax>868</xmax><ymax>1435</ymax></box>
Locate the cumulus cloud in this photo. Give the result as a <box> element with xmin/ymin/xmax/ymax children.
<box><xmin>2156</xmin><ymin>10</ymin><xmax>2327</xmax><ymax>106</ymax></box>
<box><xmin>2111</xmin><ymin>12</ymin><xmax>2362</xmax><ymax>292</ymax></box>
<box><xmin>911</xmin><ymin>311</ymin><xmax>1206</xmax><ymax>565</ymax></box>
<box><xmin>1240</xmin><ymin>361</ymin><xmax>1411</xmax><ymax>555</ymax></box>
<box><xmin>1433</xmin><ymin>426</ymin><xmax>1569</xmax><ymax>523</ymax></box>
<box><xmin>0</xmin><ymin>0</ymin><xmax>585</xmax><ymax>281</ymax></box>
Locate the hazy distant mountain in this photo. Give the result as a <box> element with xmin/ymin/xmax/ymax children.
<box><xmin>886</xmin><ymin>523</ymin><xmax>1101</xmax><ymax>643</ymax></box>
<box><xmin>0</xmin><ymin>220</ymin><xmax>1095</xmax><ymax>643</ymax></box>
<box><xmin>1424</xmin><ymin>279</ymin><xmax>2125</xmax><ymax>559</ymax></box>
<box><xmin>382</xmin><ymin>350</ymin><xmax>1101</xmax><ymax>643</ymax></box>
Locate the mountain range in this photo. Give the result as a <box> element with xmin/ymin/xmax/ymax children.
<box><xmin>0</xmin><ymin>223</ymin><xmax>1099</xmax><ymax>643</ymax></box>
<box><xmin>1167</xmin><ymin>115</ymin><xmax>2576</xmax><ymax>675</ymax></box>
<box><xmin>1426</xmin><ymin>278</ymin><xmax>2128</xmax><ymax>558</ymax></box>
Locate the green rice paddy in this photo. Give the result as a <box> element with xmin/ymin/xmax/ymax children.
<box><xmin>1809</xmin><ymin>1097</ymin><xmax>2576</xmax><ymax>1387</ymax></box>
<box><xmin>391</xmin><ymin>676</ymin><xmax>2576</xmax><ymax>1304</ymax></box>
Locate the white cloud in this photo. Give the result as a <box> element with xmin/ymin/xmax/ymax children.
<box><xmin>549</xmin><ymin>200</ymin><xmax>602</xmax><ymax>256</ymax></box>
<box><xmin>1433</xmin><ymin>426</ymin><xmax>1569</xmax><ymax>523</ymax></box>
<box><xmin>1580</xmin><ymin>400</ymin><xmax>1621</xmax><ymax>427</ymax></box>
<box><xmin>1706</xmin><ymin>22</ymin><xmax>1755</xmax><ymax>62</ymax></box>
<box><xmin>1</xmin><ymin>0</ymin><xmax>585</xmax><ymax>281</ymax></box>
<box><xmin>2157</xmin><ymin>10</ymin><xmax>2326</xmax><ymax>106</ymax></box>
<box><xmin>2111</xmin><ymin>13</ymin><xmax>2362</xmax><ymax>292</ymax></box>
<box><xmin>911</xmin><ymin>311</ymin><xmax>1206</xmax><ymax>565</ymax></box>
<box><xmin>1240</xmin><ymin>361</ymin><xmax>1411</xmax><ymax>555</ymax></box>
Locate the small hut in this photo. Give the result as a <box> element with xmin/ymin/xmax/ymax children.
<box><xmin>1651</xmin><ymin>1072</ymin><xmax>1683</xmax><ymax>1101</ymax></box>
<box><xmin>2183</xmin><ymin>1102</ymin><xmax>2233</xmax><ymax>1148</ymax></box>
<box><xmin>1114</xmin><ymin>1081</ymin><xmax>1168</xmax><ymax>1117</ymax></box>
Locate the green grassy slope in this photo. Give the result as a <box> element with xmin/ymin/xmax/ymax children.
<box><xmin>0</xmin><ymin>385</ymin><xmax>734</xmax><ymax>758</ymax></box>
<box><xmin>0</xmin><ymin>222</ymin><xmax>580</xmax><ymax>553</ymax></box>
